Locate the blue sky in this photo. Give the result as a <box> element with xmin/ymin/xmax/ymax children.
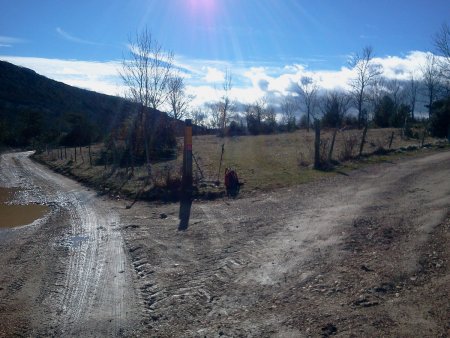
<box><xmin>1</xmin><ymin>0</ymin><xmax>449</xmax><ymax>109</ymax></box>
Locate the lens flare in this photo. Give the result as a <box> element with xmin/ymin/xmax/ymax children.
<box><xmin>186</xmin><ymin>0</ymin><xmax>217</xmax><ymax>20</ymax></box>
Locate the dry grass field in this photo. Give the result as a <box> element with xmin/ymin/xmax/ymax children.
<box><xmin>34</xmin><ymin>127</ymin><xmax>446</xmax><ymax>200</ymax></box>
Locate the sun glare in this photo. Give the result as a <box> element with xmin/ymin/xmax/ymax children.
<box><xmin>186</xmin><ymin>0</ymin><xmax>217</xmax><ymax>19</ymax></box>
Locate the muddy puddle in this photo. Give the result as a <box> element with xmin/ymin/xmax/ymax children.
<box><xmin>0</xmin><ymin>187</ymin><xmax>49</xmax><ymax>228</ymax></box>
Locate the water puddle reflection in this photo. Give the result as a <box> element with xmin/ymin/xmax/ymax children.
<box><xmin>0</xmin><ymin>187</ymin><xmax>50</xmax><ymax>228</ymax></box>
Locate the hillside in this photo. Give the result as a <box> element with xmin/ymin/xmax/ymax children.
<box><xmin>0</xmin><ymin>61</ymin><xmax>169</xmax><ymax>147</ymax></box>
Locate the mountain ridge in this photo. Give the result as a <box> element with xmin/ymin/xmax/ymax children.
<box><xmin>0</xmin><ymin>60</ymin><xmax>169</xmax><ymax>147</ymax></box>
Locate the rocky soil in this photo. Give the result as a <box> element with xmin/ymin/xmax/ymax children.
<box><xmin>0</xmin><ymin>150</ymin><xmax>449</xmax><ymax>337</ymax></box>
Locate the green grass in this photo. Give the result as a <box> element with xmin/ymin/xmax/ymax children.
<box><xmin>34</xmin><ymin>128</ymin><xmax>448</xmax><ymax>200</ymax></box>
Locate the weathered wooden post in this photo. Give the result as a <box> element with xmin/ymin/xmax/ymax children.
<box><xmin>328</xmin><ymin>128</ymin><xmax>338</xmax><ymax>164</ymax></box>
<box><xmin>388</xmin><ymin>131</ymin><xmax>395</xmax><ymax>149</ymax></box>
<box><xmin>182</xmin><ymin>119</ymin><xmax>193</xmax><ymax>193</ymax></box>
<box><xmin>314</xmin><ymin>119</ymin><xmax>321</xmax><ymax>169</ymax></box>
<box><xmin>421</xmin><ymin>128</ymin><xmax>426</xmax><ymax>147</ymax></box>
<box><xmin>359</xmin><ymin>124</ymin><xmax>368</xmax><ymax>157</ymax></box>
<box><xmin>217</xmin><ymin>144</ymin><xmax>224</xmax><ymax>184</ymax></box>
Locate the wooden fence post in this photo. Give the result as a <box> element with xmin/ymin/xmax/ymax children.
<box><xmin>314</xmin><ymin>119</ymin><xmax>321</xmax><ymax>169</ymax></box>
<box><xmin>182</xmin><ymin>119</ymin><xmax>193</xmax><ymax>192</ymax></box>
<box><xmin>328</xmin><ymin>128</ymin><xmax>338</xmax><ymax>163</ymax></box>
<box><xmin>359</xmin><ymin>124</ymin><xmax>368</xmax><ymax>157</ymax></box>
<box><xmin>388</xmin><ymin>131</ymin><xmax>395</xmax><ymax>149</ymax></box>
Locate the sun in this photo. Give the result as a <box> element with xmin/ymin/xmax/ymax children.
<box><xmin>186</xmin><ymin>0</ymin><xmax>218</xmax><ymax>19</ymax></box>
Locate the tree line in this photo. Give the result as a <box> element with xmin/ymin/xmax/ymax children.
<box><xmin>180</xmin><ymin>24</ymin><xmax>450</xmax><ymax>139</ymax></box>
<box><xmin>3</xmin><ymin>23</ymin><xmax>448</xmax><ymax>173</ymax></box>
<box><xmin>112</xmin><ymin>23</ymin><xmax>449</xmax><ymax>178</ymax></box>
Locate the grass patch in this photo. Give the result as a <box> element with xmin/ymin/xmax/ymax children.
<box><xmin>33</xmin><ymin>128</ymin><xmax>449</xmax><ymax>200</ymax></box>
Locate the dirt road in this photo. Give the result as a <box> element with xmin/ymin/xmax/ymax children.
<box><xmin>0</xmin><ymin>150</ymin><xmax>449</xmax><ymax>337</ymax></box>
<box><xmin>0</xmin><ymin>152</ymin><xmax>140</xmax><ymax>337</ymax></box>
<box><xmin>120</xmin><ymin>150</ymin><xmax>450</xmax><ymax>337</ymax></box>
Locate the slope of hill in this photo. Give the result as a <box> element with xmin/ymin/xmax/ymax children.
<box><xmin>0</xmin><ymin>60</ymin><xmax>167</xmax><ymax>147</ymax></box>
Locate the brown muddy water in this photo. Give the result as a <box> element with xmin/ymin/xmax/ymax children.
<box><xmin>0</xmin><ymin>187</ymin><xmax>49</xmax><ymax>228</ymax></box>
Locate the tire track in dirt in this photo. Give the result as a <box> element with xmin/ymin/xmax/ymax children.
<box><xmin>121</xmin><ymin>150</ymin><xmax>450</xmax><ymax>336</ymax></box>
<box><xmin>0</xmin><ymin>152</ymin><xmax>141</xmax><ymax>337</ymax></box>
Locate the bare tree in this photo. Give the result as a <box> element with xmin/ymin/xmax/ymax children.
<box><xmin>386</xmin><ymin>79</ymin><xmax>406</xmax><ymax>108</ymax></box>
<box><xmin>121</xmin><ymin>28</ymin><xmax>174</xmax><ymax>110</ymax></box>
<box><xmin>297</xmin><ymin>76</ymin><xmax>318</xmax><ymax>132</ymax></box>
<box><xmin>319</xmin><ymin>90</ymin><xmax>351</xmax><ymax>162</ymax></box>
<box><xmin>368</xmin><ymin>76</ymin><xmax>387</xmax><ymax>115</ymax></box>
<box><xmin>407</xmin><ymin>73</ymin><xmax>419</xmax><ymax>121</ymax></box>
<box><xmin>167</xmin><ymin>74</ymin><xmax>193</xmax><ymax>120</ymax></box>
<box><xmin>245</xmin><ymin>99</ymin><xmax>267</xmax><ymax>135</ymax></box>
<box><xmin>120</xmin><ymin>28</ymin><xmax>174</xmax><ymax>174</ymax></box>
<box><xmin>205</xmin><ymin>102</ymin><xmax>221</xmax><ymax>129</ymax></box>
<box><xmin>434</xmin><ymin>23</ymin><xmax>450</xmax><ymax>79</ymax></box>
<box><xmin>280</xmin><ymin>95</ymin><xmax>297</xmax><ymax>131</ymax></box>
<box><xmin>190</xmin><ymin>108</ymin><xmax>207</xmax><ymax>127</ymax></box>
<box><xmin>264</xmin><ymin>104</ymin><xmax>277</xmax><ymax>133</ymax></box>
<box><xmin>349</xmin><ymin>46</ymin><xmax>382</xmax><ymax>127</ymax></box>
<box><xmin>218</xmin><ymin>69</ymin><xmax>233</xmax><ymax>135</ymax></box>
<box><xmin>421</xmin><ymin>53</ymin><xmax>441</xmax><ymax>118</ymax></box>
<box><xmin>320</xmin><ymin>90</ymin><xmax>351</xmax><ymax>128</ymax></box>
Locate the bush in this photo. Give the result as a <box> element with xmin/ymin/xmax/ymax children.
<box><xmin>339</xmin><ymin>134</ymin><xmax>359</xmax><ymax>160</ymax></box>
<box><xmin>430</xmin><ymin>97</ymin><xmax>450</xmax><ymax>139</ymax></box>
<box><xmin>225</xmin><ymin>121</ymin><xmax>246</xmax><ymax>136</ymax></box>
<box><xmin>149</xmin><ymin>115</ymin><xmax>177</xmax><ymax>159</ymax></box>
<box><xmin>342</xmin><ymin>115</ymin><xmax>358</xmax><ymax>128</ymax></box>
<box><xmin>299</xmin><ymin>114</ymin><xmax>312</xmax><ymax>129</ymax></box>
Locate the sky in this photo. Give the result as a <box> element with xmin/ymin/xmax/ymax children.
<box><xmin>1</xmin><ymin>0</ymin><xmax>449</xmax><ymax>111</ymax></box>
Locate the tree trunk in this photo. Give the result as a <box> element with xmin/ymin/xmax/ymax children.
<box><xmin>314</xmin><ymin>120</ymin><xmax>321</xmax><ymax>169</ymax></box>
<box><xmin>428</xmin><ymin>90</ymin><xmax>433</xmax><ymax>119</ymax></box>
<box><xmin>402</xmin><ymin>116</ymin><xmax>408</xmax><ymax>139</ymax></box>
<box><xmin>80</xmin><ymin>146</ymin><xmax>84</xmax><ymax>163</ymax></box>
<box><xmin>129</xmin><ymin>146</ymin><xmax>134</xmax><ymax>176</ymax></box>
<box><xmin>142</xmin><ymin>110</ymin><xmax>152</xmax><ymax>178</ymax></box>
<box><xmin>358</xmin><ymin>91</ymin><xmax>364</xmax><ymax>129</ymax></box>
<box><xmin>388</xmin><ymin>131</ymin><xmax>395</xmax><ymax>149</ymax></box>
<box><xmin>307</xmin><ymin>109</ymin><xmax>310</xmax><ymax>132</ymax></box>
<box><xmin>88</xmin><ymin>144</ymin><xmax>92</xmax><ymax>166</ymax></box>
<box><xmin>359</xmin><ymin>124</ymin><xmax>368</xmax><ymax>157</ymax></box>
<box><xmin>328</xmin><ymin>128</ymin><xmax>338</xmax><ymax>163</ymax></box>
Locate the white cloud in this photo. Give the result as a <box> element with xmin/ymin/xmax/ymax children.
<box><xmin>56</xmin><ymin>27</ymin><xmax>97</xmax><ymax>45</ymax></box>
<box><xmin>203</xmin><ymin>66</ymin><xmax>225</xmax><ymax>83</ymax></box>
<box><xmin>0</xmin><ymin>35</ymin><xmax>26</xmax><ymax>47</ymax></box>
<box><xmin>0</xmin><ymin>56</ymin><xmax>124</xmax><ymax>95</ymax></box>
<box><xmin>1</xmin><ymin>51</ymin><xmax>443</xmax><ymax>111</ymax></box>
<box><xmin>373</xmin><ymin>51</ymin><xmax>430</xmax><ymax>80</ymax></box>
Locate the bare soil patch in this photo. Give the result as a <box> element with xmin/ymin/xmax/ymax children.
<box><xmin>1</xmin><ymin>149</ymin><xmax>448</xmax><ymax>337</ymax></box>
<box><xmin>118</xmin><ymin>150</ymin><xmax>450</xmax><ymax>337</ymax></box>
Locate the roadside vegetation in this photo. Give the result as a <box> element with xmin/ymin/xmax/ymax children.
<box><xmin>33</xmin><ymin>127</ymin><xmax>448</xmax><ymax>201</ymax></box>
